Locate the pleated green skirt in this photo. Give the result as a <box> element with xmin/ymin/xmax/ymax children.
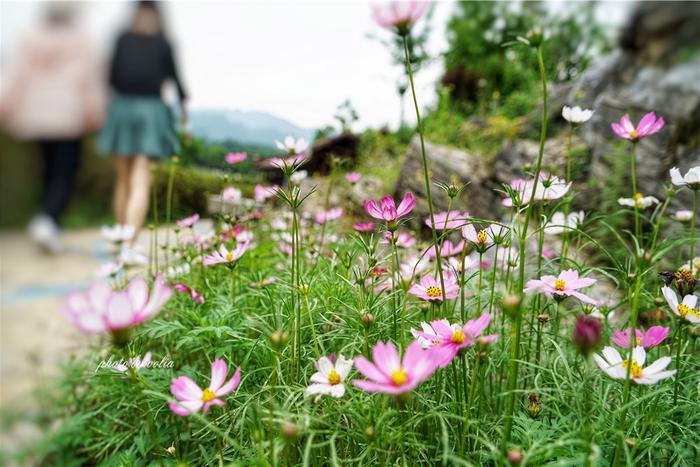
<box><xmin>98</xmin><ymin>94</ymin><xmax>179</xmax><ymax>159</ymax></box>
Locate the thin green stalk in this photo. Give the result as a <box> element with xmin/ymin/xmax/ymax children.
<box><xmin>487</xmin><ymin>244</ymin><xmax>499</xmax><ymax>317</ymax></box>
<box><xmin>477</xmin><ymin>252</ymin><xmax>484</xmax><ymax>313</ymax></box>
<box><xmin>165</xmin><ymin>159</ymin><xmax>177</xmax><ymax>263</ymax></box>
<box><xmin>672</xmin><ymin>324</ymin><xmax>686</xmax><ymax>405</ymax></box>
<box><xmin>691</xmin><ymin>190</ymin><xmax>698</xmax><ymax>262</ymax></box>
<box><xmin>403</xmin><ymin>34</ymin><xmax>447</xmax><ymax>318</ymax></box>
<box><xmin>460</xmin><ymin>242</ymin><xmax>468</xmax><ymax>322</ymax></box>
<box><xmin>390</xmin><ymin>233</ymin><xmax>399</xmax><ymax>342</ymax></box>
<box><xmin>630</xmin><ymin>142</ymin><xmax>641</xmax><ymax>240</ymax></box>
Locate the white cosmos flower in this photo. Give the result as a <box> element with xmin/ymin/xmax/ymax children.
<box><xmin>290</xmin><ymin>170</ymin><xmax>308</xmax><ymax>183</ymax></box>
<box><xmin>305</xmin><ymin>355</ymin><xmax>353</xmax><ymax>401</ymax></box>
<box><xmin>618</xmin><ymin>194</ymin><xmax>659</xmax><ymax>209</ymax></box>
<box><xmin>673</xmin><ymin>210</ymin><xmax>693</xmax><ymax>222</ymax></box>
<box><xmin>101</xmin><ymin>224</ymin><xmax>135</xmax><ymax>243</ymax></box>
<box><xmin>680</xmin><ymin>257</ymin><xmax>700</xmax><ymax>276</ymax></box>
<box><xmin>275</xmin><ymin>136</ymin><xmax>308</xmax><ymax>156</ymax></box>
<box><xmin>593</xmin><ymin>346</ymin><xmax>675</xmax><ymax>385</ymax></box>
<box><xmin>222</xmin><ymin>187</ymin><xmax>242</xmax><ymax>203</ymax></box>
<box><xmin>562</xmin><ymin>105</ymin><xmax>594</xmax><ymax>124</ymax></box>
<box><xmin>95</xmin><ymin>261</ymin><xmax>123</xmax><ymax>278</ymax></box>
<box><xmin>534</xmin><ymin>176</ymin><xmax>571</xmax><ymax>202</ymax></box>
<box><xmin>544</xmin><ymin>211</ymin><xmax>585</xmax><ymax>235</ymax></box>
<box><xmin>669</xmin><ymin>166</ymin><xmax>700</xmax><ymax>189</ymax></box>
<box><xmin>662</xmin><ymin>286</ymin><xmax>700</xmax><ymax>323</ymax></box>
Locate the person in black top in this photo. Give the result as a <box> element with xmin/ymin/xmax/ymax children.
<box><xmin>98</xmin><ymin>1</ymin><xmax>187</xmax><ymax>252</ymax></box>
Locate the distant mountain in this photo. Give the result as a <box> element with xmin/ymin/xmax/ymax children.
<box><xmin>189</xmin><ymin>109</ymin><xmax>317</xmax><ymax>148</ymax></box>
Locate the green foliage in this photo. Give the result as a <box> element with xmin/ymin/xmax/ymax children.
<box><xmin>356</xmin><ymin>129</ymin><xmax>409</xmax><ymax>192</ymax></box>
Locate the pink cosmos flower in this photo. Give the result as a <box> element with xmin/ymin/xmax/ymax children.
<box><xmin>353</xmin><ymin>340</ymin><xmax>437</xmax><ymax>395</ymax></box>
<box><xmin>176</xmin><ymin>213</ymin><xmax>200</xmax><ymax>229</ymax></box>
<box><xmin>425</xmin><ymin>239</ymin><xmax>464</xmax><ymax>259</ymax></box>
<box><xmin>249</xmin><ymin>277</ymin><xmax>277</xmax><ymax>288</ymax></box>
<box><xmin>225</xmin><ymin>152</ymin><xmax>247</xmax><ymax>165</ymax></box>
<box><xmin>345</xmin><ymin>172</ymin><xmax>362</xmax><ymax>184</ymax></box>
<box><xmin>202</xmin><ymin>242</ymin><xmax>250</xmax><ymax>267</ymax></box>
<box><xmin>502</xmin><ymin>175</ymin><xmax>571</xmax><ymax>206</ymax></box>
<box><xmin>255</xmin><ymin>184</ymin><xmax>279</xmax><ymax>203</ymax></box>
<box><xmin>60</xmin><ymin>275</ymin><xmax>172</xmax><ymax>334</ymax></box>
<box><xmin>363</xmin><ymin>193</ymin><xmax>416</xmax><ymax>223</ymax></box>
<box><xmin>611</xmin><ymin>326</ymin><xmax>669</xmax><ymax>349</ymax></box>
<box><xmin>381</xmin><ymin>231</ymin><xmax>416</xmax><ymax>248</ymax></box>
<box><xmin>462</xmin><ymin>224</ymin><xmax>496</xmax><ymax>251</ymax></box>
<box><xmin>425</xmin><ymin>211</ymin><xmax>469</xmax><ymax>231</ymax></box>
<box><xmin>408</xmin><ymin>271</ymin><xmax>460</xmax><ymax>302</ymax></box>
<box><xmin>611</xmin><ymin>112</ymin><xmax>665</xmax><ymax>141</ymax></box>
<box><xmin>315</xmin><ymin>207</ymin><xmax>344</xmax><ymax>225</ymax></box>
<box><xmin>173</xmin><ymin>283</ymin><xmax>205</xmax><ymax>304</ymax></box>
<box><xmin>353</xmin><ymin>222</ymin><xmax>374</xmax><ymax>232</ymax></box>
<box><xmin>411</xmin><ymin>314</ymin><xmax>498</xmax><ymax>367</ymax></box>
<box><xmin>269</xmin><ymin>154</ymin><xmax>306</xmax><ymax>169</ymax></box>
<box><xmin>372</xmin><ymin>1</ymin><xmax>429</xmax><ymax>33</ymax></box>
<box><xmin>169</xmin><ymin>359</ymin><xmax>241</xmax><ymax>416</ymax></box>
<box><xmin>524</xmin><ymin>269</ymin><xmax>597</xmax><ymax>305</ymax></box>
<box><xmin>222</xmin><ymin>187</ymin><xmax>242</xmax><ymax>203</ymax></box>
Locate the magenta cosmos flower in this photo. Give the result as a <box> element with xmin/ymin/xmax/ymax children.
<box><xmin>425</xmin><ymin>211</ymin><xmax>469</xmax><ymax>231</ymax></box>
<box><xmin>202</xmin><ymin>242</ymin><xmax>250</xmax><ymax>267</ymax></box>
<box><xmin>353</xmin><ymin>340</ymin><xmax>437</xmax><ymax>395</ymax></box>
<box><xmin>173</xmin><ymin>283</ymin><xmax>205</xmax><ymax>304</ymax></box>
<box><xmin>176</xmin><ymin>213</ymin><xmax>199</xmax><ymax>229</ymax></box>
<box><xmin>225</xmin><ymin>152</ymin><xmax>247</xmax><ymax>164</ymax></box>
<box><xmin>60</xmin><ymin>274</ymin><xmax>171</xmax><ymax>334</ymax></box>
<box><xmin>611</xmin><ymin>326</ymin><xmax>669</xmax><ymax>349</ymax></box>
<box><xmin>411</xmin><ymin>314</ymin><xmax>498</xmax><ymax>367</ymax></box>
<box><xmin>372</xmin><ymin>1</ymin><xmax>429</xmax><ymax>35</ymax></box>
<box><xmin>611</xmin><ymin>112</ymin><xmax>664</xmax><ymax>141</ymax></box>
<box><xmin>169</xmin><ymin>359</ymin><xmax>241</xmax><ymax>416</ymax></box>
<box><xmin>524</xmin><ymin>269</ymin><xmax>597</xmax><ymax>305</ymax></box>
<box><xmin>425</xmin><ymin>239</ymin><xmax>464</xmax><ymax>259</ymax></box>
<box><xmin>364</xmin><ymin>193</ymin><xmax>416</xmax><ymax>223</ymax></box>
<box><xmin>408</xmin><ymin>272</ymin><xmax>460</xmax><ymax>302</ymax></box>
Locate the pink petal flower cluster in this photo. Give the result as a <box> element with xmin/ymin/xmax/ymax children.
<box><xmin>611</xmin><ymin>112</ymin><xmax>664</xmax><ymax>141</ymax></box>
<box><xmin>225</xmin><ymin>152</ymin><xmax>247</xmax><ymax>164</ymax></box>
<box><xmin>424</xmin><ymin>239</ymin><xmax>464</xmax><ymax>259</ymax></box>
<box><xmin>524</xmin><ymin>269</ymin><xmax>597</xmax><ymax>305</ymax></box>
<box><xmin>411</xmin><ymin>314</ymin><xmax>498</xmax><ymax>367</ymax></box>
<box><xmin>315</xmin><ymin>207</ymin><xmax>344</xmax><ymax>225</ymax></box>
<box><xmin>425</xmin><ymin>211</ymin><xmax>469</xmax><ymax>231</ymax></box>
<box><xmin>502</xmin><ymin>175</ymin><xmax>571</xmax><ymax>207</ymax></box>
<box><xmin>408</xmin><ymin>271</ymin><xmax>460</xmax><ymax>302</ymax></box>
<box><xmin>203</xmin><ymin>242</ymin><xmax>251</xmax><ymax>267</ymax></box>
<box><xmin>169</xmin><ymin>359</ymin><xmax>241</xmax><ymax>416</ymax></box>
<box><xmin>611</xmin><ymin>326</ymin><xmax>669</xmax><ymax>349</ymax></box>
<box><xmin>61</xmin><ymin>275</ymin><xmax>171</xmax><ymax>334</ymax></box>
<box><xmin>173</xmin><ymin>283</ymin><xmax>205</xmax><ymax>304</ymax></box>
<box><xmin>372</xmin><ymin>1</ymin><xmax>429</xmax><ymax>33</ymax></box>
<box><xmin>363</xmin><ymin>193</ymin><xmax>416</xmax><ymax>223</ymax></box>
<box><xmin>353</xmin><ymin>341</ymin><xmax>437</xmax><ymax>395</ymax></box>
<box><xmin>176</xmin><ymin>213</ymin><xmax>200</xmax><ymax>229</ymax></box>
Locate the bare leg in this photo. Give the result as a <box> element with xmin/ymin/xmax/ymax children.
<box><xmin>113</xmin><ymin>157</ymin><xmax>133</xmax><ymax>224</ymax></box>
<box><xmin>124</xmin><ymin>155</ymin><xmax>152</xmax><ymax>242</ymax></box>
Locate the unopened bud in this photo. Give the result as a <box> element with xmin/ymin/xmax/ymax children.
<box><xmin>299</xmin><ymin>283</ymin><xmax>310</xmax><ymax>295</ymax></box>
<box><xmin>166</xmin><ymin>446</ymin><xmax>176</xmax><ymax>455</ymax></box>
<box><xmin>281</xmin><ymin>421</ymin><xmax>299</xmax><ymax>440</ymax></box>
<box><xmin>527</xmin><ymin>393</ymin><xmax>541</xmax><ymax>419</ymax></box>
<box><xmin>526</xmin><ymin>27</ymin><xmax>544</xmax><ymax>47</ymax></box>
<box><xmin>365</xmin><ymin>426</ymin><xmax>375</xmax><ymax>439</ymax></box>
<box><xmin>507</xmin><ymin>448</ymin><xmax>523</xmax><ymax>465</ymax></box>
<box><xmin>361</xmin><ymin>313</ymin><xmax>375</xmax><ymax>328</ymax></box>
<box><xmin>270</xmin><ymin>331</ymin><xmax>289</xmax><ymax>350</ymax></box>
<box><xmin>502</xmin><ymin>294</ymin><xmax>521</xmax><ymax>313</ymax></box>
<box><xmin>537</xmin><ymin>313</ymin><xmax>550</xmax><ymax>323</ymax></box>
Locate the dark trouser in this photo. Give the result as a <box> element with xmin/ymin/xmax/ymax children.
<box><xmin>38</xmin><ymin>139</ymin><xmax>82</xmax><ymax>224</ymax></box>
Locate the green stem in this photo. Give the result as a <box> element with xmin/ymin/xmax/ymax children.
<box><xmin>630</xmin><ymin>142</ymin><xmax>640</xmax><ymax>240</ymax></box>
<box><xmin>390</xmin><ymin>233</ymin><xmax>399</xmax><ymax>342</ymax></box>
<box><xmin>403</xmin><ymin>34</ymin><xmax>447</xmax><ymax>318</ymax></box>
<box><xmin>477</xmin><ymin>252</ymin><xmax>483</xmax><ymax>313</ymax></box>
<box><xmin>691</xmin><ymin>190</ymin><xmax>698</xmax><ymax>262</ymax></box>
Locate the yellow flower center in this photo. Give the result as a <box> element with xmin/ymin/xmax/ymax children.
<box><xmin>636</xmin><ymin>338</ymin><xmax>642</xmax><ymax>346</ymax></box>
<box><xmin>201</xmin><ymin>388</ymin><xmax>216</xmax><ymax>403</ymax></box>
<box><xmin>451</xmin><ymin>330</ymin><xmax>466</xmax><ymax>344</ymax></box>
<box><xmin>477</xmin><ymin>230</ymin><xmax>487</xmax><ymax>244</ymax></box>
<box><xmin>633</xmin><ymin>193</ymin><xmax>643</xmax><ymax>201</ymax></box>
<box><xmin>678</xmin><ymin>303</ymin><xmax>700</xmax><ymax>319</ymax></box>
<box><xmin>622</xmin><ymin>360</ymin><xmax>643</xmax><ymax>378</ymax></box>
<box><xmin>554</xmin><ymin>278</ymin><xmax>566</xmax><ymax>291</ymax></box>
<box><xmin>390</xmin><ymin>368</ymin><xmax>408</xmax><ymax>386</ymax></box>
<box><xmin>675</xmin><ymin>268</ymin><xmax>694</xmax><ymax>282</ymax></box>
<box><xmin>327</xmin><ymin>369</ymin><xmax>341</xmax><ymax>385</ymax></box>
<box><xmin>426</xmin><ymin>286</ymin><xmax>442</xmax><ymax>298</ymax></box>
<box><xmin>629</xmin><ymin>129</ymin><xmax>637</xmax><ymax>138</ymax></box>
<box><xmin>225</xmin><ymin>251</ymin><xmax>234</xmax><ymax>262</ymax></box>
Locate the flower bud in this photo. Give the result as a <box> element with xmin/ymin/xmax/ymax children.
<box><xmin>281</xmin><ymin>421</ymin><xmax>299</xmax><ymax>440</ymax></box>
<box><xmin>573</xmin><ymin>315</ymin><xmax>601</xmax><ymax>354</ymax></box>
<box><xmin>507</xmin><ymin>448</ymin><xmax>523</xmax><ymax>465</ymax></box>
<box><xmin>166</xmin><ymin>446</ymin><xmax>176</xmax><ymax>455</ymax></box>
<box><xmin>526</xmin><ymin>27</ymin><xmax>544</xmax><ymax>47</ymax></box>
<box><xmin>365</xmin><ymin>426</ymin><xmax>375</xmax><ymax>439</ymax></box>
<box><xmin>537</xmin><ymin>313</ymin><xmax>550</xmax><ymax>323</ymax></box>
<box><xmin>270</xmin><ymin>331</ymin><xmax>289</xmax><ymax>350</ymax></box>
<box><xmin>361</xmin><ymin>313</ymin><xmax>375</xmax><ymax>328</ymax></box>
<box><xmin>527</xmin><ymin>393</ymin><xmax>541</xmax><ymax>419</ymax></box>
<box><xmin>502</xmin><ymin>294</ymin><xmax>521</xmax><ymax>316</ymax></box>
<box><xmin>299</xmin><ymin>283</ymin><xmax>310</xmax><ymax>295</ymax></box>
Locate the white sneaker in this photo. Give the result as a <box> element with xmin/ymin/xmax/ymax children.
<box><xmin>119</xmin><ymin>245</ymin><xmax>148</xmax><ymax>266</ymax></box>
<box><xmin>27</xmin><ymin>214</ymin><xmax>62</xmax><ymax>254</ymax></box>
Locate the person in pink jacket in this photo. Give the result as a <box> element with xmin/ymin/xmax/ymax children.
<box><xmin>0</xmin><ymin>3</ymin><xmax>105</xmax><ymax>253</ymax></box>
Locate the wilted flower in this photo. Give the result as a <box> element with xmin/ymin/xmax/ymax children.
<box><xmin>562</xmin><ymin>105</ymin><xmax>593</xmax><ymax>124</ymax></box>
<box><xmin>173</xmin><ymin>283</ymin><xmax>205</xmax><ymax>303</ymax></box>
<box><xmin>594</xmin><ymin>346</ymin><xmax>675</xmax><ymax>384</ymax></box>
<box><xmin>611</xmin><ymin>326</ymin><xmax>669</xmax><ymax>348</ymax></box>
<box><xmin>611</xmin><ymin>112</ymin><xmax>665</xmax><ymax>141</ymax></box>
<box><xmin>202</xmin><ymin>242</ymin><xmax>250</xmax><ymax>267</ymax></box>
<box><xmin>363</xmin><ymin>193</ymin><xmax>416</xmax><ymax>225</ymax></box>
<box><xmin>426</xmin><ymin>211</ymin><xmax>469</xmax><ymax>231</ymax></box>
<box><xmin>353</xmin><ymin>341</ymin><xmax>437</xmax><ymax>395</ymax></box>
<box><xmin>572</xmin><ymin>315</ymin><xmax>601</xmax><ymax>354</ymax></box>
<box><xmin>60</xmin><ymin>275</ymin><xmax>172</xmax><ymax>335</ymax></box>
<box><xmin>670</xmin><ymin>166</ymin><xmax>700</xmax><ymax>190</ymax></box>
<box><xmin>544</xmin><ymin>211</ymin><xmax>584</xmax><ymax>235</ymax></box>
<box><xmin>617</xmin><ymin>193</ymin><xmax>659</xmax><ymax>209</ymax></box>
<box><xmin>305</xmin><ymin>354</ymin><xmax>354</xmax><ymax>401</ymax></box>
<box><xmin>169</xmin><ymin>359</ymin><xmax>241</xmax><ymax>416</ymax></box>
<box><xmin>524</xmin><ymin>269</ymin><xmax>597</xmax><ymax>305</ymax></box>
<box><xmin>176</xmin><ymin>213</ymin><xmax>200</xmax><ymax>229</ymax></box>
<box><xmin>371</xmin><ymin>1</ymin><xmax>429</xmax><ymax>36</ymax></box>
<box><xmin>661</xmin><ymin>286</ymin><xmax>700</xmax><ymax>323</ymax></box>
<box><xmin>225</xmin><ymin>152</ymin><xmax>247</xmax><ymax>164</ymax></box>
<box><xmin>408</xmin><ymin>272</ymin><xmax>460</xmax><ymax>302</ymax></box>
<box><xmin>345</xmin><ymin>172</ymin><xmax>362</xmax><ymax>184</ymax></box>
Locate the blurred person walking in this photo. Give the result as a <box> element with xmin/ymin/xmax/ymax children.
<box><xmin>99</xmin><ymin>0</ymin><xmax>187</xmax><ymax>255</ymax></box>
<box><xmin>0</xmin><ymin>3</ymin><xmax>105</xmax><ymax>253</ymax></box>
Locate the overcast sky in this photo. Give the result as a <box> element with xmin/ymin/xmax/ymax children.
<box><xmin>1</xmin><ymin>1</ymin><xmax>631</xmax><ymax>131</ymax></box>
